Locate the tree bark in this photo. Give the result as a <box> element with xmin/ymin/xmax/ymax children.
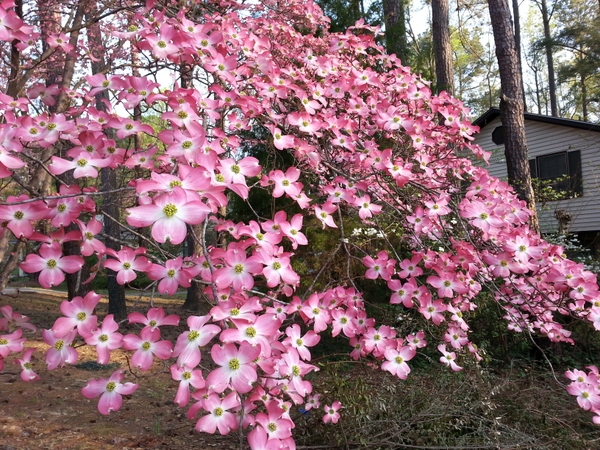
<box><xmin>382</xmin><ymin>0</ymin><xmax>409</xmax><ymax>62</ymax></box>
<box><xmin>6</xmin><ymin>0</ymin><xmax>23</xmax><ymax>98</ymax></box>
<box><xmin>512</xmin><ymin>0</ymin><xmax>527</xmax><ymax>111</ymax></box>
<box><xmin>538</xmin><ymin>0</ymin><xmax>558</xmax><ymax>116</ymax></box>
<box><xmin>580</xmin><ymin>68</ymin><xmax>588</xmax><ymax>121</ymax></box>
<box><xmin>431</xmin><ymin>0</ymin><xmax>453</xmax><ymax>94</ymax></box>
<box><xmin>181</xmin><ymin>225</ymin><xmax>204</xmax><ymax>311</ymax></box>
<box><xmin>488</xmin><ymin>0</ymin><xmax>540</xmax><ymax>234</ymax></box>
<box><xmin>87</xmin><ymin>3</ymin><xmax>128</xmax><ymax>320</ymax></box>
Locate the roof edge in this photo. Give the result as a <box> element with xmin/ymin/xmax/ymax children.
<box><xmin>473</xmin><ymin>108</ymin><xmax>600</xmax><ymax>133</ymax></box>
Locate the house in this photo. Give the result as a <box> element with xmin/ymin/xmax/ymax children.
<box><xmin>472</xmin><ymin>108</ymin><xmax>600</xmax><ymax>244</ymax></box>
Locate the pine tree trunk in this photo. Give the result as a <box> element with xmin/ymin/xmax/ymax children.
<box><xmin>488</xmin><ymin>0</ymin><xmax>540</xmax><ymax>234</ymax></box>
<box><xmin>539</xmin><ymin>0</ymin><xmax>558</xmax><ymax>116</ymax></box>
<box><xmin>431</xmin><ymin>0</ymin><xmax>453</xmax><ymax>94</ymax></box>
<box><xmin>512</xmin><ymin>0</ymin><xmax>527</xmax><ymax>111</ymax></box>
<box><xmin>382</xmin><ymin>0</ymin><xmax>409</xmax><ymax>62</ymax></box>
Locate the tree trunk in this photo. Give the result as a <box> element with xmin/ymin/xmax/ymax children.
<box><xmin>181</xmin><ymin>225</ymin><xmax>204</xmax><ymax>311</ymax></box>
<box><xmin>538</xmin><ymin>0</ymin><xmax>558</xmax><ymax>116</ymax></box>
<box><xmin>87</xmin><ymin>4</ymin><xmax>128</xmax><ymax>320</ymax></box>
<box><xmin>512</xmin><ymin>0</ymin><xmax>527</xmax><ymax>111</ymax></box>
<box><xmin>580</xmin><ymin>68</ymin><xmax>588</xmax><ymax>121</ymax></box>
<box><xmin>382</xmin><ymin>0</ymin><xmax>409</xmax><ymax>62</ymax></box>
<box><xmin>6</xmin><ymin>0</ymin><xmax>23</xmax><ymax>98</ymax></box>
<box><xmin>488</xmin><ymin>0</ymin><xmax>540</xmax><ymax>234</ymax></box>
<box><xmin>431</xmin><ymin>0</ymin><xmax>453</xmax><ymax>94</ymax></box>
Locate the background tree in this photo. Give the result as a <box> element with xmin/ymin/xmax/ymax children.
<box><xmin>487</xmin><ymin>0</ymin><xmax>540</xmax><ymax>232</ymax></box>
<box><xmin>383</xmin><ymin>0</ymin><xmax>410</xmax><ymax>60</ymax></box>
<box><xmin>532</xmin><ymin>0</ymin><xmax>559</xmax><ymax>116</ymax></box>
<box><xmin>553</xmin><ymin>0</ymin><xmax>600</xmax><ymax>120</ymax></box>
<box><xmin>431</xmin><ymin>0</ymin><xmax>454</xmax><ymax>94</ymax></box>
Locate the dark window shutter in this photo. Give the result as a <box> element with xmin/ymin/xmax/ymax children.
<box><xmin>568</xmin><ymin>150</ymin><xmax>583</xmax><ymax>195</ymax></box>
<box><xmin>529</xmin><ymin>158</ymin><xmax>537</xmax><ymax>178</ymax></box>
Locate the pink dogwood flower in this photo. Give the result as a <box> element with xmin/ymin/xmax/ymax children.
<box><xmin>255</xmin><ymin>400</ymin><xmax>294</xmax><ymax>440</ymax></box>
<box><xmin>128</xmin><ymin>307</ymin><xmax>180</xmax><ymax>332</ymax></box>
<box><xmin>213</xmin><ymin>245</ymin><xmax>263</xmax><ymax>291</ymax></box>
<box><xmin>76</xmin><ymin>218</ymin><xmax>106</xmax><ymax>256</ymax></box>
<box><xmin>122</xmin><ymin>328</ymin><xmax>173</xmax><ymax>371</ymax></box>
<box><xmin>438</xmin><ymin>344</ymin><xmax>462</xmax><ymax>371</ymax></box>
<box><xmin>279</xmin><ymin>213</ymin><xmax>308</xmax><ymax>249</ymax></box>
<box><xmin>323</xmin><ymin>400</ymin><xmax>342</xmax><ymax>424</ymax></box>
<box><xmin>0</xmin><ymin>305</ymin><xmax>36</xmax><ymax>332</ymax></box>
<box><xmin>15</xmin><ymin>348</ymin><xmax>39</xmax><ymax>381</ymax></box>
<box><xmin>170</xmin><ymin>364</ymin><xmax>206</xmax><ymax>407</ymax></box>
<box><xmin>566</xmin><ymin>382</ymin><xmax>600</xmax><ymax>411</ymax></box>
<box><xmin>314</xmin><ymin>202</ymin><xmax>337</xmax><ymax>229</ymax></box>
<box><xmin>52</xmin><ymin>291</ymin><xmax>101</xmax><ymax>338</ymax></box>
<box><xmin>247</xmin><ymin>426</ymin><xmax>283</xmax><ymax>450</ymax></box>
<box><xmin>190</xmin><ymin>391</ymin><xmax>240</xmax><ymax>435</ymax></box>
<box><xmin>84</xmin><ymin>315</ymin><xmax>123</xmax><ymax>365</ymax></box>
<box><xmin>205</xmin><ymin>342</ymin><xmax>260</xmax><ymax>394</ymax></box>
<box><xmin>147</xmin><ymin>257</ymin><xmax>195</xmax><ymax>295</ymax></box>
<box><xmin>382</xmin><ymin>345</ymin><xmax>416</xmax><ymax>379</ymax></box>
<box><xmin>173</xmin><ymin>315</ymin><xmax>221</xmax><ymax>368</ymax></box>
<box><xmin>42</xmin><ymin>329</ymin><xmax>78</xmax><ymax>370</ymax></box>
<box><xmin>126</xmin><ymin>186</ymin><xmax>210</xmax><ymax>245</ymax></box>
<box><xmin>283</xmin><ymin>324</ymin><xmax>320</xmax><ymax>361</ymax></box>
<box><xmin>49</xmin><ymin>151</ymin><xmax>112</xmax><ymax>179</ymax></box>
<box><xmin>363</xmin><ymin>250</ymin><xmax>395</xmax><ymax>281</ymax></box>
<box><xmin>81</xmin><ymin>369</ymin><xmax>138</xmax><ymax>415</ymax></box>
<box><xmin>20</xmin><ymin>243</ymin><xmax>84</xmax><ymax>288</ymax></box>
<box><xmin>0</xmin><ymin>329</ymin><xmax>26</xmax><ymax>357</ymax></box>
<box><xmin>103</xmin><ymin>246</ymin><xmax>152</xmax><ymax>285</ymax></box>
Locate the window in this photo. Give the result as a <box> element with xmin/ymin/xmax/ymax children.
<box><xmin>529</xmin><ymin>150</ymin><xmax>583</xmax><ymax>198</ymax></box>
<box><xmin>491</xmin><ymin>126</ymin><xmax>505</xmax><ymax>145</ymax></box>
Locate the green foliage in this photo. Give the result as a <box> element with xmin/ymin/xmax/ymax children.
<box><xmin>552</xmin><ymin>0</ymin><xmax>600</xmax><ymax>121</ymax></box>
<box><xmin>316</xmin><ymin>0</ymin><xmax>383</xmax><ymax>33</ymax></box>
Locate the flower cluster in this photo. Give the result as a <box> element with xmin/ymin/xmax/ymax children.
<box><xmin>0</xmin><ymin>0</ymin><xmax>599</xmax><ymax>448</ymax></box>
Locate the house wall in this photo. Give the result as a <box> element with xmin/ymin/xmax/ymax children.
<box><xmin>472</xmin><ymin>116</ymin><xmax>600</xmax><ymax>234</ymax></box>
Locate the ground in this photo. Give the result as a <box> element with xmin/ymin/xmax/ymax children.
<box><xmin>0</xmin><ymin>289</ymin><xmax>240</xmax><ymax>450</ymax></box>
<box><xmin>2</xmin><ymin>288</ymin><xmax>600</xmax><ymax>450</ymax></box>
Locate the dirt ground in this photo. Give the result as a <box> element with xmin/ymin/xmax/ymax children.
<box><xmin>0</xmin><ymin>289</ymin><xmax>242</xmax><ymax>450</ymax></box>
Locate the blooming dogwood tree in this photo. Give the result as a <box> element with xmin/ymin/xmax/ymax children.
<box><xmin>1</xmin><ymin>0</ymin><xmax>600</xmax><ymax>447</ymax></box>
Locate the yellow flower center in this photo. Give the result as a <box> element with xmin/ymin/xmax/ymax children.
<box><xmin>229</xmin><ymin>358</ymin><xmax>240</xmax><ymax>370</ymax></box>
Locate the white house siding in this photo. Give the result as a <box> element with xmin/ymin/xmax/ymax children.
<box><xmin>472</xmin><ymin>115</ymin><xmax>600</xmax><ymax>234</ymax></box>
